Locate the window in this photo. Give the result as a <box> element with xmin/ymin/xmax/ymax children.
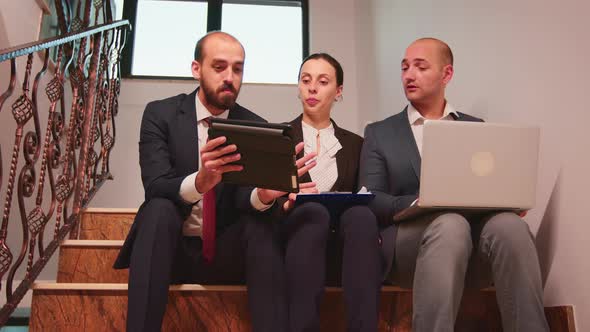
<box><xmin>121</xmin><ymin>0</ymin><xmax>309</xmax><ymax>84</ymax></box>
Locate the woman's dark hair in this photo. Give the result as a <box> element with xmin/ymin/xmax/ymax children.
<box><xmin>298</xmin><ymin>53</ymin><xmax>344</xmax><ymax>86</ymax></box>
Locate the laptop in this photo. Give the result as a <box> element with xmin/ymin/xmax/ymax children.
<box><xmin>393</xmin><ymin>120</ymin><xmax>540</xmax><ymax>222</ymax></box>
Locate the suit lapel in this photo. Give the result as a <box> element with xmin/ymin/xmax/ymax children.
<box><xmin>290</xmin><ymin>116</ymin><xmax>312</xmax><ymax>184</ymax></box>
<box><xmin>290</xmin><ymin>115</ymin><xmax>305</xmax><ymax>147</ymax></box>
<box><xmin>396</xmin><ymin>107</ymin><xmax>421</xmax><ymax>181</ymax></box>
<box><xmin>331</xmin><ymin>120</ymin><xmax>348</xmax><ymax>192</ymax></box>
<box><xmin>177</xmin><ymin>89</ymin><xmax>200</xmax><ymax>175</ymax></box>
<box><xmin>395</xmin><ymin>108</ymin><xmax>471</xmax><ymax>182</ymax></box>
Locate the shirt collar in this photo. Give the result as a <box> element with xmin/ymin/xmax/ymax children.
<box><xmin>195</xmin><ymin>92</ymin><xmax>229</xmax><ymax>122</ymax></box>
<box><xmin>301</xmin><ymin>120</ymin><xmax>341</xmax><ymax>157</ymax></box>
<box><xmin>301</xmin><ymin>119</ymin><xmax>335</xmax><ymax>134</ymax></box>
<box><xmin>407</xmin><ymin>102</ymin><xmax>459</xmax><ymax>125</ymax></box>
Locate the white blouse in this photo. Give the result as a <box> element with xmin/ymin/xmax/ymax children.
<box><xmin>302</xmin><ymin>120</ymin><xmax>342</xmax><ymax>192</ymax></box>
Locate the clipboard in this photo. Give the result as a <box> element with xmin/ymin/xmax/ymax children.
<box><xmin>295</xmin><ymin>192</ymin><xmax>375</xmax><ymax>223</ymax></box>
<box><xmin>208</xmin><ymin>118</ymin><xmax>299</xmax><ymax>192</ymax></box>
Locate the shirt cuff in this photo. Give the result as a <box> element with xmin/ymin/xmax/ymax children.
<box><xmin>179</xmin><ymin>172</ymin><xmax>203</xmax><ymax>204</ymax></box>
<box><xmin>250</xmin><ymin>188</ymin><xmax>274</xmax><ymax>211</ymax></box>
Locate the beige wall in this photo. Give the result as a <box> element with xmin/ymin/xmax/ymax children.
<box><xmin>369</xmin><ymin>0</ymin><xmax>590</xmax><ymax>329</ymax></box>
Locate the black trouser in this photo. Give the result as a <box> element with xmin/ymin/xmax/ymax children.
<box><xmin>281</xmin><ymin>202</ymin><xmax>382</xmax><ymax>332</ymax></box>
<box><xmin>126</xmin><ymin>198</ymin><xmax>286</xmax><ymax>332</ymax></box>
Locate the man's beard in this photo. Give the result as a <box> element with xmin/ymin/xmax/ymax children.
<box><xmin>201</xmin><ymin>78</ymin><xmax>239</xmax><ymax>110</ymax></box>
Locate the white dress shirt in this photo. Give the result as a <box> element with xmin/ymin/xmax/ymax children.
<box><xmin>179</xmin><ymin>94</ymin><xmax>272</xmax><ymax>236</ymax></box>
<box><xmin>302</xmin><ymin>120</ymin><xmax>341</xmax><ymax>192</ymax></box>
<box><xmin>407</xmin><ymin>102</ymin><xmax>458</xmax><ymax>157</ymax></box>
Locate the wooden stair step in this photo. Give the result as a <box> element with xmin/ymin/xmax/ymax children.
<box><xmin>70</xmin><ymin>210</ymin><xmax>576</xmax><ymax>331</ymax></box>
<box><xmin>79</xmin><ymin>208</ymin><xmax>136</xmax><ymax>240</ymax></box>
<box><xmin>29</xmin><ymin>283</ymin><xmax>575</xmax><ymax>332</ymax></box>
<box><xmin>57</xmin><ymin>240</ymin><xmax>127</xmax><ymax>283</ymax></box>
<box><xmin>56</xmin><ymin>240</ymin><xmax>497</xmax><ymax>288</ymax></box>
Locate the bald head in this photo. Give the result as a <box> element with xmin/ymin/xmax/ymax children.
<box><xmin>409</xmin><ymin>38</ymin><xmax>453</xmax><ymax>67</ymax></box>
<box><xmin>194</xmin><ymin>31</ymin><xmax>245</xmax><ymax>63</ymax></box>
<box><xmin>401</xmin><ymin>37</ymin><xmax>455</xmax><ymax>108</ymax></box>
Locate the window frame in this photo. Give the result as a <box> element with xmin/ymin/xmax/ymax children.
<box><xmin>120</xmin><ymin>0</ymin><xmax>309</xmax><ymax>82</ymax></box>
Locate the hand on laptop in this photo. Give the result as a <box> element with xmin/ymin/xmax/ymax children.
<box><xmin>256</xmin><ymin>142</ymin><xmax>317</xmax><ymax>205</ymax></box>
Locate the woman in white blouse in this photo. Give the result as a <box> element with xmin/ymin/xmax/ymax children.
<box><xmin>279</xmin><ymin>53</ymin><xmax>382</xmax><ymax>332</ymax></box>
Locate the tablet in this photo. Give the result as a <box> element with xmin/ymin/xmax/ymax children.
<box><xmin>208</xmin><ymin>118</ymin><xmax>299</xmax><ymax>193</ymax></box>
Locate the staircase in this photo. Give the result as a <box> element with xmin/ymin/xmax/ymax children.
<box><xmin>28</xmin><ymin>208</ymin><xmax>576</xmax><ymax>332</ymax></box>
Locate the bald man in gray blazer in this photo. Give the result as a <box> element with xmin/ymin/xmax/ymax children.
<box><xmin>360</xmin><ymin>38</ymin><xmax>549</xmax><ymax>332</ymax></box>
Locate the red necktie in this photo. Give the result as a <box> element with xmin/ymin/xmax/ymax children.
<box><xmin>201</xmin><ymin>116</ymin><xmax>216</xmax><ymax>262</ymax></box>
<box><xmin>202</xmin><ymin>188</ymin><xmax>216</xmax><ymax>262</ymax></box>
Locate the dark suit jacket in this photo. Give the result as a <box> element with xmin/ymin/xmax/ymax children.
<box><xmin>114</xmin><ymin>89</ymin><xmax>266</xmax><ymax>269</ymax></box>
<box><xmin>359</xmin><ymin>106</ymin><xmax>483</xmax><ymax>276</ymax></box>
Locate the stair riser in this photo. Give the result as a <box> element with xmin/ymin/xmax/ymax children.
<box><xmin>79</xmin><ymin>211</ymin><xmax>134</xmax><ymax>240</ymax></box>
<box><xmin>30</xmin><ymin>289</ymin><xmax>513</xmax><ymax>332</ymax></box>
<box><xmin>57</xmin><ymin>245</ymin><xmax>127</xmax><ymax>283</ymax></box>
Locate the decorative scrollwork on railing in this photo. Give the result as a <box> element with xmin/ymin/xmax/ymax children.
<box><xmin>0</xmin><ymin>12</ymin><xmax>129</xmax><ymax>324</ymax></box>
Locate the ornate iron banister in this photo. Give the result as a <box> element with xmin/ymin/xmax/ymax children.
<box><xmin>0</xmin><ymin>20</ymin><xmax>130</xmax><ymax>62</ymax></box>
<box><xmin>0</xmin><ymin>13</ymin><xmax>130</xmax><ymax>324</ymax></box>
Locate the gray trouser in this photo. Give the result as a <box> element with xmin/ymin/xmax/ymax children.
<box><xmin>387</xmin><ymin>212</ymin><xmax>549</xmax><ymax>332</ymax></box>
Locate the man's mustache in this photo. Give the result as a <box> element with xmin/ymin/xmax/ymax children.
<box><xmin>218</xmin><ymin>83</ymin><xmax>237</xmax><ymax>94</ymax></box>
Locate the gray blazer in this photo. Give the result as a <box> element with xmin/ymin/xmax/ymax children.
<box><xmin>359</xmin><ymin>106</ymin><xmax>483</xmax><ymax>278</ymax></box>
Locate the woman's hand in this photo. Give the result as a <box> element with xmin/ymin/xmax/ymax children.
<box><xmin>282</xmin><ymin>182</ymin><xmax>319</xmax><ymax>211</ymax></box>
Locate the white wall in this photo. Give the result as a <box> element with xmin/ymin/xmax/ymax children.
<box><xmin>369</xmin><ymin>0</ymin><xmax>590</xmax><ymax>329</ymax></box>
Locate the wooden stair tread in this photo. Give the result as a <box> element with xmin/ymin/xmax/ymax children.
<box><xmin>33</xmin><ymin>282</ymin><xmax>411</xmax><ymax>292</ymax></box>
<box><xmin>29</xmin><ymin>282</ymin><xmax>574</xmax><ymax>332</ymax></box>
<box><xmin>61</xmin><ymin>239</ymin><xmax>124</xmax><ymax>247</ymax></box>
<box><xmin>83</xmin><ymin>207</ymin><xmax>138</xmax><ymax>213</ymax></box>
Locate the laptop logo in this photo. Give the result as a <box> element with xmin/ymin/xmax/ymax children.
<box><xmin>471</xmin><ymin>151</ymin><xmax>495</xmax><ymax>177</ymax></box>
